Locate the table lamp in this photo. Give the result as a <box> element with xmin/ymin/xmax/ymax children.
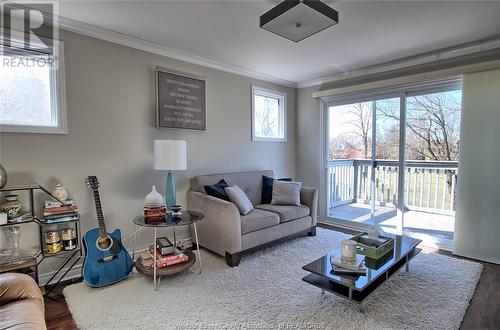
<box><xmin>154</xmin><ymin>140</ymin><xmax>187</xmax><ymax>209</ymax></box>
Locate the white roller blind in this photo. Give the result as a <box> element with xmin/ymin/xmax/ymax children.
<box><xmin>453</xmin><ymin>68</ymin><xmax>500</xmax><ymax>265</ymax></box>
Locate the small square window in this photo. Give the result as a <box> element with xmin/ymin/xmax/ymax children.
<box><xmin>251</xmin><ymin>86</ymin><xmax>287</xmax><ymax>142</ymax></box>
<box><xmin>0</xmin><ymin>38</ymin><xmax>66</xmax><ymax>134</ymax></box>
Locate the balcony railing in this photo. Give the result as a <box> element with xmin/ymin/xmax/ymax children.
<box><xmin>328</xmin><ymin>159</ymin><xmax>458</xmax><ymax>215</ymax></box>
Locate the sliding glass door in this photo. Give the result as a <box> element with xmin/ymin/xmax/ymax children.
<box><xmin>325</xmin><ymin>80</ymin><xmax>462</xmax><ymax>249</ymax></box>
<box><xmin>402</xmin><ymin>88</ymin><xmax>461</xmax><ymax>248</ymax></box>
<box><xmin>327</xmin><ymin>96</ymin><xmax>401</xmax><ymax>231</ymax></box>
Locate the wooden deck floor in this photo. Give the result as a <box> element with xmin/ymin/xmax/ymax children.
<box><xmin>329</xmin><ymin>202</ymin><xmax>454</xmax><ymax>248</ymax></box>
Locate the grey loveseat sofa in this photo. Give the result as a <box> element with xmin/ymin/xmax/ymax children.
<box><xmin>187</xmin><ymin>170</ymin><xmax>318</xmax><ymax>267</ymax></box>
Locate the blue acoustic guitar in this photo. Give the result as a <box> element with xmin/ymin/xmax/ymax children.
<box><xmin>83</xmin><ymin>176</ymin><xmax>133</xmax><ymax>287</ymax></box>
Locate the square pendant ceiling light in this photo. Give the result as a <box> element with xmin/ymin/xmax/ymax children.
<box><xmin>260</xmin><ymin>0</ymin><xmax>339</xmax><ymax>42</ymax></box>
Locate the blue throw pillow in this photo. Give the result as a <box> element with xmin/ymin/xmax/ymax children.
<box><xmin>261</xmin><ymin>175</ymin><xmax>292</xmax><ymax>204</ymax></box>
<box><xmin>204</xmin><ymin>179</ymin><xmax>230</xmax><ymax>201</ymax></box>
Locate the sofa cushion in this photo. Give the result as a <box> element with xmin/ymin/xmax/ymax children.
<box><xmin>255</xmin><ymin>204</ymin><xmax>310</xmax><ymax>223</ymax></box>
<box><xmin>240</xmin><ymin>209</ymin><xmax>280</xmax><ymax>234</ymax></box>
<box><xmin>225</xmin><ymin>185</ymin><xmax>254</xmax><ymax>215</ymax></box>
<box><xmin>204</xmin><ymin>179</ymin><xmax>230</xmax><ymax>201</ymax></box>
<box><xmin>261</xmin><ymin>175</ymin><xmax>292</xmax><ymax>204</ymax></box>
<box><xmin>271</xmin><ymin>181</ymin><xmax>302</xmax><ymax>206</ymax></box>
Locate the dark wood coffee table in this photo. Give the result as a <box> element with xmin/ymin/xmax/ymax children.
<box><xmin>302</xmin><ymin>234</ymin><xmax>421</xmax><ymax>312</ymax></box>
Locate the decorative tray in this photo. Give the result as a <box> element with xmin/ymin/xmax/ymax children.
<box><xmin>350</xmin><ymin>233</ymin><xmax>394</xmax><ymax>260</ymax></box>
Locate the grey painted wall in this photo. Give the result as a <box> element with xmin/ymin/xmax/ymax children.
<box><xmin>453</xmin><ymin>68</ymin><xmax>500</xmax><ymax>264</ymax></box>
<box><xmin>0</xmin><ymin>30</ymin><xmax>296</xmax><ymax>277</ymax></box>
<box><xmin>295</xmin><ymin>86</ymin><xmax>324</xmax><ymax>218</ymax></box>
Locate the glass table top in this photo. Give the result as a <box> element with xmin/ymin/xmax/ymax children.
<box><xmin>133</xmin><ymin>210</ymin><xmax>204</xmax><ymax>227</ymax></box>
<box><xmin>302</xmin><ymin>234</ymin><xmax>421</xmax><ymax>291</ymax></box>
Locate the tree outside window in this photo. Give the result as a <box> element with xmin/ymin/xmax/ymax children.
<box><xmin>252</xmin><ymin>86</ymin><xmax>286</xmax><ymax>142</ymax></box>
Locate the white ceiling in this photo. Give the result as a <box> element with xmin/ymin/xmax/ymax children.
<box><xmin>56</xmin><ymin>0</ymin><xmax>500</xmax><ymax>86</ymax></box>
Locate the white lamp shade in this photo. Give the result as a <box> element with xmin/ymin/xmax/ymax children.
<box><xmin>154</xmin><ymin>140</ymin><xmax>187</xmax><ymax>170</ymax></box>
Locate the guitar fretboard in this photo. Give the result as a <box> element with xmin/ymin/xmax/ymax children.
<box><xmin>92</xmin><ymin>189</ymin><xmax>107</xmax><ymax>239</ymax></box>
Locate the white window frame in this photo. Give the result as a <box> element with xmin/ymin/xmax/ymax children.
<box><xmin>251</xmin><ymin>85</ymin><xmax>287</xmax><ymax>142</ymax></box>
<box><xmin>0</xmin><ymin>30</ymin><xmax>67</xmax><ymax>134</ymax></box>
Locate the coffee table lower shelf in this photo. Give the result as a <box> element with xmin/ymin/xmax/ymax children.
<box><xmin>302</xmin><ymin>247</ymin><xmax>422</xmax><ymax>307</ymax></box>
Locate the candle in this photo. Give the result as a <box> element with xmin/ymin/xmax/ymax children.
<box><xmin>341</xmin><ymin>239</ymin><xmax>357</xmax><ymax>265</ymax></box>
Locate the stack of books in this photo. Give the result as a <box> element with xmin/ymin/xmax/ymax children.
<box><xmin>138</xmin><ymin>252</ymin><xmax>155</xmax><ymax>269</ymax></box>
<box><xmin>330</xmin><ymin>253</ymin><xmax>367</xmax><ymax>275</ymax></box>
<box><xmin>138</xmin><ymin>245</ymin><xmax>189</xmax><ymax>269</ymax></box>
<box><xmin>43</xmin><ymin>200</ymin><xmax>79</xmax><ymax>224</ymax></box>
<box><xmin>143</xmin><ymin>206</ymin><xmax>167</xmax><ymax>223</ymax></box>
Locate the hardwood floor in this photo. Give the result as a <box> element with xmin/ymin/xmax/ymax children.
<box><xmin>401</xmin><ymin>246</ymin><xmax>499</xmax><ymax>329</ymax></box>
<box><xmin>44</xmin><ymin>225</ymin><xmax>499</xmax><ymax>329</ymax></box>
<box><xmin>44</xmin><ymin>279</ymin><xmax>80</xmax><ymax>330</ymax></box>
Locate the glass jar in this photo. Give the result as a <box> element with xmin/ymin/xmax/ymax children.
<box><xmin>45</xmin><ymin>230</ymin><xmax>62</xmax><ymax>254</ymax></box>
<box><xmin>47</xmin><ymin>241</ymin><xmax>62</xmax><ymax>254</ymax></box>
<box><xmin>340</xmin><ymin>239</ymin><xmax>358</xmax><ymax>265</ymax></box>
<box><xmin>45</xmin><ymin>231</ymin><xmax>60</xmax><ymax>243</ymax></box>
<box><xmin>61</xmin><ymin>228</ymin><xmax>77</xmax><ymax>251</ymax></box>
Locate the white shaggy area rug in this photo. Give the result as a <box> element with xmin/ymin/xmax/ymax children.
<box><xmin>64</xmin><ymin>228</ymin><xmax>482</xmax><ymax>329</ymax></box>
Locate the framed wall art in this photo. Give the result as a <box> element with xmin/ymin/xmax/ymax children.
<box><xmin>156</xmin><ymin>67</ymin><xmax>206</xmax><ymax>130</ymax></box>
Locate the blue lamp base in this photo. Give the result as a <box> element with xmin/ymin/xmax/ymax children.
<box><xmin>166</xmin><ymin>170</ymin><xmax>176</xmax><ymax>209</ymax></box>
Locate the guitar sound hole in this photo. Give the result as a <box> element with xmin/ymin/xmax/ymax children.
<box><xmin>97</xmin><ymin>236</ymin><xmax>112</xmax><ymax>250</ymax></box>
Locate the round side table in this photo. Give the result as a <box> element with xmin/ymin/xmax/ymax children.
<box><xmin>131</xmin><ymin>210</ymin><xmax>204</xmax><ymax>290</ymax></box>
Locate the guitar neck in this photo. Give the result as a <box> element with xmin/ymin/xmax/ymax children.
<box><xmin>92</xmin><ymin>189</ymin><xmax>107</xmax><ymax>238</ymax></box>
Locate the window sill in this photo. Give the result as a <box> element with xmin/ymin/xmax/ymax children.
<box><xmin>252</xmin><ymin>136</ymin><xmax>287</xmax><ymax>142</ymax></box>
<box><xmin>0</xmin><ymin>124</ymin><xmax>68</xmax><ymax>134</ymax></box>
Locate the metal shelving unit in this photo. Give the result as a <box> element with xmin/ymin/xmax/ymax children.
<box><xmin>0</xmin><ymin>183</ymin><xmax>82</xmax><ymax>296</ymax></box>
<box><xmin>0</xmin><ymin>215</ymin><xmax>37</xmax><ymax>227</ymax></box>
<box><xmin>40</xmin><ymin>218</ymin><xmax>82</xmax><ymax>296</ymax></box>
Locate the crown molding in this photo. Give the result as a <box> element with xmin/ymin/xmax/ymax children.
<box><xmin>54</xmin><ymin>16</ymin><xmax>298</xmax><ymax>88</ymax></box>
<box><xmin>298</xmin><ymin>37</ymin><xmax>500</xmax><ymax>89</ymax></box>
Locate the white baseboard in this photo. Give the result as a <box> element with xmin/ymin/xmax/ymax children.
<box><xmin>38</xmin><ymin>247</ymin><xmax>150</xmax><ymax>286</ymax></box>
<box><xmin>39</xmin><ymin>263</ymin><xmax>83</xmax><ymax>286</ymax></box>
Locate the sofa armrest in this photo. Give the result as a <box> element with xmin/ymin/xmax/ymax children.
<box><xmin>300</xmin><ymin>187</ymin><xmax>318</xmax><ymax>226</ymax></box>
<box><xmin>187</xmin><ymin>191</ymin><xmax>242</xmax><ymax>255</ymax></box>
<box><xmin>0</xmin><ymin>273</ymin><xmax>44</xmax><ymax>309</ymax></box>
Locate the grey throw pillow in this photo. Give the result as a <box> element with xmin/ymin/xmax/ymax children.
<box><xmin>271</xmin><ymin>181</ymin><xmax>302</xmax><ymax>206</ymax></box>
<box><xmin>225</xmin><ymin>185</ymin><xmax>254</xmax><ymax>215</ymax></box>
